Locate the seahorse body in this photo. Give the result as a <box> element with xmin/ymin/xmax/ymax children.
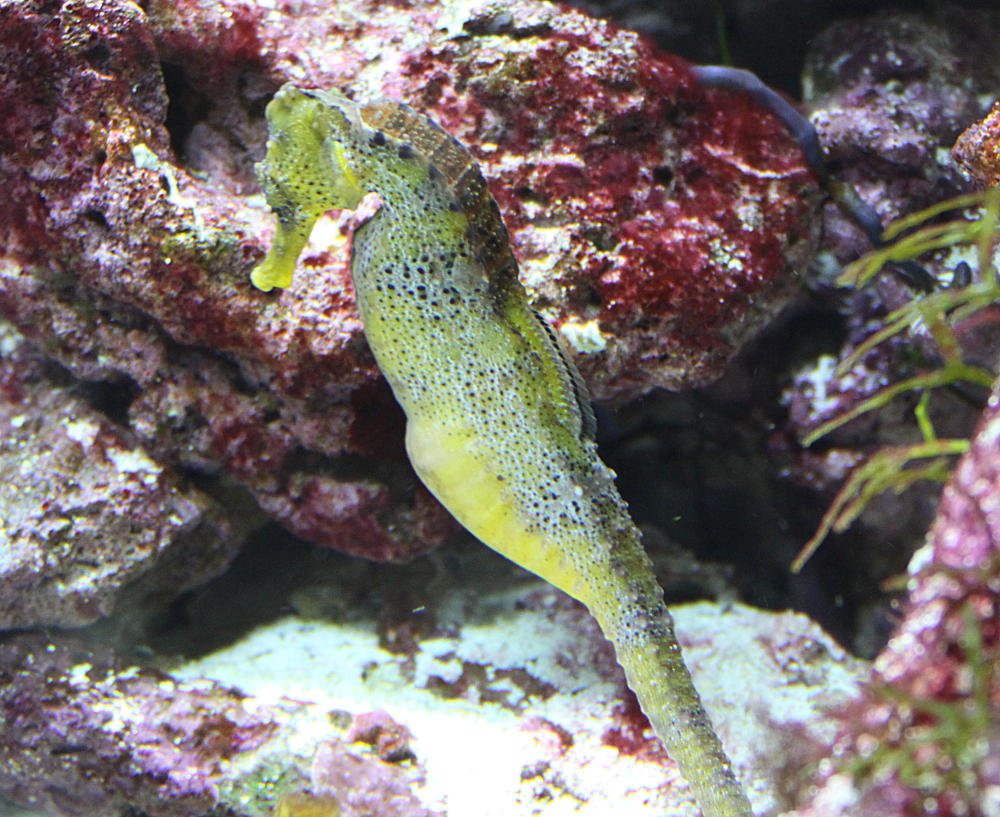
<box><xmin>251</xmin><ymin>83</ymin><xmax>754</xmax><ymax>817</ymax></box>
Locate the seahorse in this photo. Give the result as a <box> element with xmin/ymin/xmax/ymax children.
<box><xmin>250</xmin><ymin>83</ymin><xmax>754</xmax><ymax>817</ymax></box>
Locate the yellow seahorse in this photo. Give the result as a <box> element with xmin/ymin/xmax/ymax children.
<box><xmin>250</xmin><ymin>83</ymin><xmax>754</xmax><ymax>817</ymax></box>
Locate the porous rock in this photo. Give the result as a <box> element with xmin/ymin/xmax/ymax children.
<box><xmin>792</xmin><ymin>377</ymin><xmax>1000</xmax><ymax>817</ymax></box>
<box><xmin>775</xmin><ymin>8</ymin><xmax>1000</xmax><ymax>622</ymax></box>
<box><xmin>0</xmin><ymin>0</ymin><xmax>453</xmax><ymax>562</ymax></box>
<box><xmin>0</xmin><ymin>633</ymin><xmax>438</xmax><ymax>817</ymax></box>
<box><xmin>953</xmin><ymin>100</ymin><xmax>1000</xmax><ymax>189</ymax></box>
<box><xmin>802</xmin><ymin>9</ymin><xmax>1000</xmax><ymax>265</ymax></box>
<box><xmin>0</xmin><ymin>323</ymin><xmax>238</xmax><ymax>628</ymax></box>
<box><xmin>0</xmin><ymin>0</ymin><xmax>818</xmax><ymax>564</ymax></box>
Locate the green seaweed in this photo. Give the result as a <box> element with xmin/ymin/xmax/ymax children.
<box><xmin>844</xmin><ymin>602</ymin><xmax>996</xmax><ymax>805</ymax></box>
<box><xmin>793</xmin><ymin>189</ymin><xmax>1000</xmax><ymax>571</ymax></box>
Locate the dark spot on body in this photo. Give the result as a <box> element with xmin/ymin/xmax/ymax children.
<box><xmin>371</xmin><ymin>131</ymin><xmax>387</xmax><ymax>147</ymax></box>
<box><xmin>398</xmin><ymin>143</ymin><xmax>414</xmax><ymax>160</ymax></box>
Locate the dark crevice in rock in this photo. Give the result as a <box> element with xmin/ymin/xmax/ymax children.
<box><xmin>35</xmin><ymin>353</ymin><xmax>141</xmax><ymax>430</ymax></box>
<box><xmin>134</xmin><ymin>525</ymin><xmax>314</xmax><ymax>659</ymax></box>
<box><xmin>72</xmin><ymin>377</ymin><xmax>141</xmax><ymax>427</ymax></box>
<box><xmin>599</xmin><ymin>296</ymin><xmax>872</xmax><ymax>647</ymax></box>
<box><xmin>161</xmin><ymin>61</ymin><xmax>212</xmax><ymax>162</ymax></box>
<box><xmin>277</xmin><ymin>446</ymin><xmax>414</xmax><ymax>498</ymax></box>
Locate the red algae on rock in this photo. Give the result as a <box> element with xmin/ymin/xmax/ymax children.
<box><xmin>954</xmin><ymin>101</ymin><xmax>1000</xmax><ymax>190</ymax></box>
<box><xmin>383</xmin><ymin>2</ymin><xmax>821</xmax><ymax>399</ymax></box>
<box><xmin>0</xmin><ymin>0</ymin><xmax>818</xmax><ymax>566</ymax></box>
<box><xmin>795</xmin><ymin>379</ymin><xmax>1000</xmax><ymax>817</ymax></box>
<box><xmin>0</xmin><ymin>0</ymin><xmax>451</xmax><ymax>561</ymax></box>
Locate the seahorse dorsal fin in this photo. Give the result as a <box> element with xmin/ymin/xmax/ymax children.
<box><xmin>533</xmin><ymin>310</ymin><xmax>597</xmax><ymax>441</ymax></box>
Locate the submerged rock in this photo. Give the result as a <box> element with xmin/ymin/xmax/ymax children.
<box><xmin>0</xmin><ymin>538</ymin><xmax>866</xmax><ymax>817</ymax></box>
<box><xmin>793</xmin><ymin>377</ymin><xmax>1000</xmax><ymax>817</ymax></box>
<box><xmin>0</xmin><ymin>0</ymin><xmax>818</xmax><ymax>563</ymax></box>
<box><xmin>802</xmin><ymin>9</ymin><xmax>999</xmax><ymax>267</ymax></box>
<box><xmin>0</xmin><ymin>634</ymin><xmax>279</xmax><ymax>817</ymax></box>
<box><xmin>953</xmin><ymin>101</ymin><xmax>1000</xmax><ymax>189</ymax></box>
<box><xmin>775</xmin><ymin>8</ymin><xmax>1000</xmax><ymax>637</ymax></box>
<box><xmin>0</xmin><ymin>633</ymin><xmax>439</xmax><ymax>817</ymax></box>
<box><xmin>0</xmin><ymin>323</ymin><xmax>239</xmax><ymax>628</ymax></box>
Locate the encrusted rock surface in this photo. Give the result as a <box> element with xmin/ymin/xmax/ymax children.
<box><xmin>774</xmin><ymin>9</ymin><xmax>1000</xmax><ymax>621</ymax></box>
<box><xmin>0</xmin><ymin>323</ymin><xmax>239</xmax><ymax>628</ymax></box>
<box><xmin>791</xmin><ymin>379</ymin><xmax>1000</xmax><ymax>817</ymax></box>
<box><xmin>364</xmin><ymin>2</ymin><xmax>821</xmax><ymax>399</ymax></box>
<box><xmin>0</xmin><ymin>633</ymin><xmax>440</xmax><ymax>817</ymax></box>
<box><xmin>953</xmin><ymin>101</ymin><xmax>1000</xmax><ymax>189</ymax></box>
<box><xmin>0</xmin><ymin>0</ymin><xmax>450</xmax><ymax>562</ymax></box>
<box><xmin>802</xmin><ymin>9</ymin><xmax>1000</xmax><ymax>268</ymax></box>
<box><xmin>0</xmin><ymin>535</ymin><xmax>867</xmax><ymax>817</ymax></box>
<box><xmin>13</xmin><ymin>3</ymin><xmax>999</xmax><ymax>816</ymax></box>
<box><xmin>0</xmin><ymin>0</ymin><xmax>818</xmax><ymax>563</ymax></box>
<box><xmin>0</xmin><ymin>635</ymin><xmax>277</xmax><ymax>817</ymax></box>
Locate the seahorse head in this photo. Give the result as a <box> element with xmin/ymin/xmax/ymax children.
<box><xmin>257</xmin><ymin>83</ymin><xmax>366</xmax><ymax>222</ymax></box>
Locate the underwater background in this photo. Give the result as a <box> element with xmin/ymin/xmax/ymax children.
<box><xmin>2</xmin><ymin>1</ymin><xmax>999</xmax><ymax>815</ymax></box>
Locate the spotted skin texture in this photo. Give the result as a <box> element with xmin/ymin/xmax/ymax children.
<box><xmin>251</xmin><ymin>83</ymin><xmax>753</xmax><ymax>817</ymax></box>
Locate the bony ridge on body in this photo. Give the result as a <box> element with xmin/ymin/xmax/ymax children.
<box><xmin>250</xmin><ymin>82</ymin><xmax>755</xmax><ymax>817</ymax></box>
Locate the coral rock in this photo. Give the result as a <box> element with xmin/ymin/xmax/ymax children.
<box><xmin>953</xmin><ymin>101</ymin><xmax>1000</xmax><ymax>189</ymax></box>
<box><xmin>775</xmin><ymin>10</ymin><xmax>1000</xmax><ymax>626</ymax></box>
<box><xmin>312</xmin><ymin>741</ymin><xmax>438</xmax><ymax>817</ymax></box>
<box><xmin>0</xmin><ymin>635</ymin><xmax>277</xmax><ymax>817</ymax></box>
<box><xmin>795</xmin><ymin>377</ymin><xmax>1000</xmax><ymax>817</ymax></box>
<box><xmin>802</xmin><ymin>10</ymin><xmax>1000</xmax><ymax>266</ymax></box>
<box><xmin>0</xmin><ymin>634</ymin><xmax>440</xmax><ymax>817</ymax></box>
<box><xmin>346</xmin><ymin>710</ymin><xmax>416</xmax><ymax>763</ymax></box>
<box><xmin>0</xmin><ymin>324</ymin><xmax>239</xmax><ymax>628</ymax></box>
<box><xmin>0</xmin><ymin>0</ymin><xmax>818</xmax><ymax>565</ymax></box>
<box><xmin>0</xmin><ymin>0</ymin><xmax>452</xmax><ymax>561</ymax></box>
<box><xmin>373</xmin><ymin>1</ymin><xmax>821</xmax><ymax>399</ymax></box>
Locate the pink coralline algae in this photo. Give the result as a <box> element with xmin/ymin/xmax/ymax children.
<box><xmin>0</xmin><ymin>635</ymin><xmax>279</xmax><ymax>817</ymax></box>
<box><xmin>802</xmin><ymin>10</ymin><xmax>1000</xmax><ymax>266</ymax></box>
<box><xmin>796</xmin><ymin>381</ymin><xmax>1000</xmax><ymax>817</ymax></box>
<box><xmin>346</xmin><ymin>710</ymin><xmax>415</xmax><ymax>763</ymax></box>
<box><xmin>0</xmin><ymin>634</ymin><xmax>440</xmax><ymax>817</ymax></box>
<box><xmin>0</xmin><ymin>0</ymin><xmax>452</xmax><ymax>562</ymax></box>
<box><xmin>776</xmin><ymin>9</ymin><xmax>1000</xmax><ymax>584</ymax></box>
<box><xmin>954</xmin><ymin>101</ymin><xmax>1000</xmax><ymax>189</ymax></box>
<box><xmin>311</xmin><ymin>741</ymin><xmax>440</xmax><ymax>817</ymax></box>
<box><xmin>0</xmin><ymin>0</ymin><xmax>817</xmax><ymax>564</ymax></box>
<box><xmin>0</xmin><ymin>324</ymin><xmax>241</xmax><ymax>628</ymax></box>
